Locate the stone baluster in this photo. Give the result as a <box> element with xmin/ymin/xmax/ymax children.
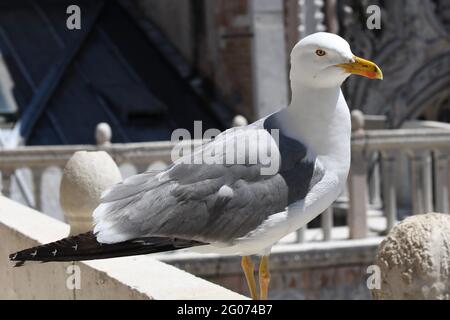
<box><xmin>409</xmin><ymin>150</ymin><xmax>433</xmax><ymax>214</ymax></box>
<box><xmin>298</xmin><ymin>0</ymin><xmax>326</xmax><ymax>38</ymax></box>
<box><xmin>135</xmin><ymin>164</ymin><xmax>149</xmax><ymax>174</ymax></box>
<box><xmin>433</xmin><ymin>150</ymin><xmax>449</xmax><ymax>213</ymax></box>
<box><xmin>1</xmin><ymin>169</ymin><xmax>14</xmax><ymax>198</ymax></box>
<box><xmin>251</xmin><ymin>0</ymin><xmax>289</xmax><ymax>117</ymax></box>
<box><xmin>296</xmin><ymin>227</ymin><xmax>306</xmax><ymax>243</ymax></box>
<box><xmin>348</xmin><ymin>110</ymin><xmax>368</xmax><ymax>239</ymax></box>
<box><xmin>368</xmin><ymin>152</ymin><xmax>382</xmax><ymax>208</ymax></box>
<box><xmin>381</xmin><ymin>150</ymin><xmax>398</xmax><ymax>232</ymax></box>
<box><xmin>325</xmin><ymin>0</ymin><xmax>338</xmax><ymax>33</ymax></box>
<box><xmin>32</xmin><ymin>168</ymin><xmax>44</xmax><ymax>211</ymax></box>
<box><xmin>321</xmin><ymin>206</ymin><xmax>333</xmax><ymax>241</ymax></box>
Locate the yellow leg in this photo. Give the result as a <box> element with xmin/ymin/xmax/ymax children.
<box><xmin>259</xmin><ymin>256</ymin><xmax>271</xmax><ymax>300</ymax></box>
<box><xmin>241</xmin><ymin>256</ymin><xmax>258</xmax><ymax>300</ymax></box>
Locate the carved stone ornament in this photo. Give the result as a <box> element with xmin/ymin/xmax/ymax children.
<box><xmin>338</xmin><ymin>0</ymin><xmax>450</xmax><ymax>128</ymax></box>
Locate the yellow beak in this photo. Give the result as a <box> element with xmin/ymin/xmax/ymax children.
<box><xmin>336</xmin><ymin>56</ymin><xmax>383</xmax><ymax>80</ymax></box>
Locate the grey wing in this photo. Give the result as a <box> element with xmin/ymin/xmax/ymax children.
<box><xmin>93</xmin><ymin>125</ymin><xmax>322</xmax><ymax>244</ymax></box>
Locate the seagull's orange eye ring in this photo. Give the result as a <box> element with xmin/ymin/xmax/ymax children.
<box><xmin>316</xmin><ymin>49</ymin><xmax>326</xmax><ymax>57</ymax></box>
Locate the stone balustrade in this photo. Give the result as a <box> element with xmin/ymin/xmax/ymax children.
<box><xmin>0</xmin><ymin>195</ymin><xmax>245</xmax><ymax>299</ymax></box>
<box><xmin>348</xmin><ymin>112</ymin><xmax>450</xmax><ymax>240</ymax></box>
<box><xmin>1</xmin><ymin>117</ymin><xmax>450</xmax><ymax>246</ymax></box>
<box><xmin>0</xmin><ymin>123</ymin><xmax>203</xmax><ymax>211</ymax></box>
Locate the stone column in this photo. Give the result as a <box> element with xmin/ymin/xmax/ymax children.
<box><xmin>298</xmin><ymin>0</ymin><xmax>326</xmax><ymax>38</ymax></box>
<box><xmin>135</xmin><ymin>164</ymin><xmax>149</xmax><ymax>174</ymax></box>
<box><xmin>321</xmin><ymin>206</ymin><xmax>333</xmax><ymax>241</ymax></box>
<box><xmin>348</xmin><ymin>110</ymin><xmax>368</xmax><ymax>239</ymax></box>
<box><xmin>296</xmin><ymin>226</ymin><xmax>306</xmax><ymax>243</ymax></box>
<box><xmin>0</xmin><ymin>168</ymin><xmax>14</xmax><ymax>198</ymax></box>
<box><xmin>381</xmin><ymin>150</ymin><xmax>398</xmax><ymax>232</ymax></box>
<box><xmin>434</xmin><ymin>150</ymin><xmax>449</xmax><ymax>214</ymax></box>
<box><xmin>251</xmin><ymin>0</ymin><xmax>289</xmax><ymax>118</ymax></box>
<box><xmin>32</xmin><ymin>168</ymin><xmax>44</xmax><ymax>211</ymax></box>
<box><xmin>368</xmin><ymin>153</ymin><xmax>382</xmax><ymax>208</ymax></box>
<box><xmin>410</xmin><ymin>150</ymin><xmax>434</xmax><ymax>214</ymax></box>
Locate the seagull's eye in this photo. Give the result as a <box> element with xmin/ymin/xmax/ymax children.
<box><xmin>315</xmin><ymin>49</ymin><xmax>326</xmax><ymax>57</ymax></box>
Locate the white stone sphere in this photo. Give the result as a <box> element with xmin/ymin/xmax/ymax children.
<box><xmin>373</xmin><ymin>213</ymin><xmax>450</xmax><ymax>300</ymax></box>
<box><xmin>60</xmin><ymin>151</ymin><xmax>122</xmax><ymax>235</ymax></box>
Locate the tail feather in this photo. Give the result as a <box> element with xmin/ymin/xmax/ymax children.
<box><xmin>9</xmin><ymin>231</ymin><xmax>205</xmax><ymax>267</ymax></box>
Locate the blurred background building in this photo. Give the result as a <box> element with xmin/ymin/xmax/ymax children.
<box><xmin>1</xmin><ymin>0</ymin><xmax>449</xmax><ymax>146</ymax></box>
<box><xmin>0</xmin><ymin>0</ymin><xmax>449</xmax><ymax>299</ymax></box>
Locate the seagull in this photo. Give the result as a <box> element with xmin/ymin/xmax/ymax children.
<box><xmin>9</xmin><ymin>32</ymin><xmax>382</xmax><ymax>300</ymax></box>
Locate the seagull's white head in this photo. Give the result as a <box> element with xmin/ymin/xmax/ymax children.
<box><xmin>290</xmin><ymin>32</ymin><xmax>383</xmax><ymax>89</ymax></box>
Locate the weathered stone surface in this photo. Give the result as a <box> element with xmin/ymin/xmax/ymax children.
<box><xmin>340</xmin><ymin>0</ymin><xmax>450</xmax><ymax>127</ymax></box>
<box><xmin>60</xmin><ymin>151</ymin><xmax>122</xmax><ymax>235</ymax></box>
<box><xmin>373</xmin><ymin>213</ymin><xmax>450</xmax><ymax>300</ymax></box>
<box><xmin>159</xmin><ymin>238</ymin><xmax>382</xmax><ymax>299</ymax></box>
<box><xmin>0</xmin><ymin>196</ymin><xmax>246</xmax><ymax>300</ymax></box>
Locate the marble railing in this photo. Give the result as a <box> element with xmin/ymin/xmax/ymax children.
<box><xmin>346</xmin><ymin>111</ymin><xmax>450</xmax><ymax>240</ymax></box>
<box><xmin>1</xmin><ymin>115</ymin><xmax>450</xmax><ymax>244</ymax></box>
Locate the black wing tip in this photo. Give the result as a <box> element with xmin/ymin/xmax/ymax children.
<box><xmin>9</xmin><ymin>252</ymin><xmax>27</xmax><ymax>267</ymax></box>
<box><xmin>9</xmin><ymin>247</ymin><xmax>44</xmax><ymax>263</ymax></box>
<box><xmin>8</xmin><ymin>233</ymin><xmax>206</xmax><ymax>267</ymax></box>
<box><xmin>13</xmin><ymin>261</ymin><xmax>25</xmax><ymax>267</ymax></box>
<box><xmin>9</xmin><ymin>251</ymin><xmax>24</xmax><ymax>262</ymax></box>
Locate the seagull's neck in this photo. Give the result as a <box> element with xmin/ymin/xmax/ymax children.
<box><xmin>291</xmin><ymin>84</ymin><xmax>341</xmax><ymax>118</ymax></box>
<box><xmin>274</xmin><ymin>84</ymin><xmax>342</xmax><ymax>147</ymax></box>
<box><xmin>272</xmin><ymin>82</ymin><xmax>351</xmax><ymax>176</ymax></box>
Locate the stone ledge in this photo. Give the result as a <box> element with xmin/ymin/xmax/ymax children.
<box><xmin>155</xmin><ymin>237</ymin><xmax>382</xmax><ymax>277</ymax></box>
<box><xmin>0</xmin><ymin>196</ymin><xmax>246</xmax><ymax>300</ymax></box>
